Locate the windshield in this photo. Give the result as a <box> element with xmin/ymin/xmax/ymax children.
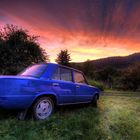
<box><xmin>19</xmin><ymin>64</ymin><xmax>47</xmax><ymax>78</ymax></box>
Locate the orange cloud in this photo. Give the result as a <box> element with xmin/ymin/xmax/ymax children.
<box><xmin>0</xmin><ymin>0</ymin><xmax>140</xmax><ymax>62</ymax></box>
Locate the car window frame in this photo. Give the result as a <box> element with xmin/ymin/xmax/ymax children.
<box><xmin>59</xmin><ymin>66</ymin><xmax>73</xmax><ymax>82</ymax></box>
<box><xmin>19</xmin><ymin>64</ymin><xmax>47</xmax><ymax>78</ymax></box>
<box><xmin>52</xmin><ymin>66</ymin><xmax>73</xmax><ymax>82</ymax></box>
<box><xmin>73</xmin><ymin>70</ymin><xmax>88</xmax><ymax>85</ymax></box>
<box><xmin>52</xmin><ymin>66</ymin><xmax>60</xmax><ymax>80</ymax></box>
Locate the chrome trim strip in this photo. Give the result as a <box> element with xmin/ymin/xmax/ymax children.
<box><xmin>58</xmin><ymin>101</ymin><xmax>91</xmax><ymax>106</ymax></box>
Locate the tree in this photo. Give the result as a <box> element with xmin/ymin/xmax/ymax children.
<box><xmin>82</xmin><ymin>60</ymin><xmax>94</xmax><ymax>78</ymax></box>
<box><xmin>0</xmin><ymin>24</ymin><xmax>49</xmax><ymax>75</ymax></box>
<box><xmin>121</xmin><ymin>63</ymin><xmax>140</xmax><ymax>91</ymax></box>
<box><xmin>55</xmin><ymin>49</ymin><xmax>71</xmax><ymax>66</ymax></box>
<box><xmin>95</xmin><ymin>67</ymin><xmax>119</xmax><ymax>88</ymax></box>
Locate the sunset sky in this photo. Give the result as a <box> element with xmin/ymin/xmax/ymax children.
<box><xmin>0</xmin><ymin>0</ymin><xmax>140</xmax><ymax>62</ymax></box>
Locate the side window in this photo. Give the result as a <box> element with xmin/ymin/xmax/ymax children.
<box><xmin>52</xmin><ymin>67</ymin><xmax>72</xmax><ymax>82</ymax></box>
<box><xmin>60</xmin><ymin>68</ymin><xmax>72</xmax><ymax>82</ymax></box>
<box><xmin>74</xmin><ymin>71</ymin><xmax>87</xmax><ymax>84</ymax></box>
<box><xmin>52</xmin><ymin>67</ymin><xmax>60</xmax><ymax>80</ymax></box>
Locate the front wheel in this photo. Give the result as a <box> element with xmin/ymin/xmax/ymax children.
<box><xmin>33</xmin><ymin>97</ymin><xmax>54</xmax><ymax>120</ymax></box>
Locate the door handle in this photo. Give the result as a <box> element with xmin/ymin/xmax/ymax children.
<box><xmin>53</xmin><ymin>83</ymin><xmax>59</xmax><ymax>86</ymax></box>
<box><xmin>76</xmin><ymin>85</ymin><xmax>80</xmax><ymax>88</ymax></box>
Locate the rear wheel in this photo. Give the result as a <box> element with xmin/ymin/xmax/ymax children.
<box><xmin>33</xmin><ymin>97</ymin><xmax>54</xmax><ymax>120</ymax></box>
<box><xmin>92</xmin><ymin>94</ymin><xmax>98</xmax><ymax>107</ymax></box>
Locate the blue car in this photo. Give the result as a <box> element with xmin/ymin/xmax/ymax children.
<box><xmin>0</xmin><ymin>63</ymin><xmax>100</xmax><ymax>120</ymax></box>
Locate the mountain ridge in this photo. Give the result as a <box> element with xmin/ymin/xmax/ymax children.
<box><xmin>72</xmin><ymin>52</ymin><xmax>140</xmax><ymax>70</ymax></box>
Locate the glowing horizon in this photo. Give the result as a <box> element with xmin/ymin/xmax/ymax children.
<box><xmin>0</xmin><ymin>0</ymin><xmax>140</xmax><ymax>62</ymax></box>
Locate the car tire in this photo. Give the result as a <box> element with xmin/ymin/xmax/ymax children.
<box><xmin>92</xmin><ymin>94</ymin><xmax>98</xmax><ymax>107</ymax></box>
<box><xmin>33</xmin><ymin>97</ymin><xmax>54</xmax><ymax>120</ymax></box>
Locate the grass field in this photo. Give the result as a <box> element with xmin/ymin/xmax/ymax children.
<box><xmin>0</xmin><ymin>91</ymin><xmax>140</xmax><ymax>140</ymax></box>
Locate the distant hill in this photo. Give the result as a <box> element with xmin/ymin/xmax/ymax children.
<box><xmin>72</xmin><ymin>53</ymin><xmax>140</xmax><ymax>70</ymax></box>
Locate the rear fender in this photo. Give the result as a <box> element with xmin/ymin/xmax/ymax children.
<box><xmin>28</xmin><ymin>92</ymin><xmax>58</xmax><ymax>108</ymax></box>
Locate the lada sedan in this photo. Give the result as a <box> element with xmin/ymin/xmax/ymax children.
<box><xmin>0</xmin><ymin>63</ymin><xmax>100</xmax><ymax>120</ymax></box>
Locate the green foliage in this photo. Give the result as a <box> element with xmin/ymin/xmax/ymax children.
<box><xmin>94</xmin><ymin>67</ymin><xmax>120</xmax><ymax>88</ymax></box>
<box><xmin>87</xmin><ymin>79</ymin><xmax>105</xmax><ymax>91</ymax></box>
<box><xmin>0</xmin><ymin>91</ymin><xmax>140</xmax><ymax>140</ymax></box>
<box><xmin>55</xmin><ymin>49</ymin><xmax>71</xmax><ymax>66</ymax></box>
<box><xmin>73</xmin><ymin>59</ymin><xmax>140</xmax><ymax>91</ymax></box>
<box><xmin>82</xmin><ymin>60</ymin><xmax>94</xmax><ymax>77</ymax></box>
<box><xmin>121</xmin><ymin>63</ymin><xmax>140</xmax><ymax>91</ymax></box>
<box><xmin>0</xmin><ymin>24</ymin><xmax>49</xmax><ymax>75</ymax></box>
<box><xmin>71</xmin><ymin>53</ymin><xmax>140</xmax><ymax>91</ymax></box>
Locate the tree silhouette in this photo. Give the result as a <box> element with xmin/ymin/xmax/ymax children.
<box><xmin>121</xmin><ymin>63</ymin><xmax>140</xmax><ymax>91</ymax></box>
<box><xmin>82</xmin><ymin>60</ymin><xmax>94</xmax><ymax>78</ymax></box>
<box><xmin>95</xmin><ymin>67</ymin><xmax>119</xmax><ymax>88</ymax></box>
<box><xmin>55</xmin><ymin>49</ymin><xmax>71</xmax><ymax>66</ymax></box>
<box><xmin>0</xmin><ymin>24</ymin><xmax>49</xmax><ymax>75</ymax></box>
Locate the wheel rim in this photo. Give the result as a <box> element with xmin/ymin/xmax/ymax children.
<box><xmin>36</xmin><ymin>99</ymin><xmax>52</xmax><ymax>119</ymax></box>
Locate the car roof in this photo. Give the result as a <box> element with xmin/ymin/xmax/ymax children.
<box><xmin>42</xmin><ymin>63</ymin><xmax>83</xmax><ymax>73</ymax></box>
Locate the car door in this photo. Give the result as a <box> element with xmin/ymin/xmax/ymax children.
<box><xmin>74</xmin><ymin>71</ymin><xmax>93</xmax><ymax>103</ymax></box>
<box><xmin>52</xmin><ymin>66</ymin><xmax>76</xmax><ymax>104</ymax></box>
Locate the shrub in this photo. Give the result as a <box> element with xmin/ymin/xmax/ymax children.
<box><xmin>87</xmin><ymin>79</ymin><xmax>105</xmax><ymax>91</ymax></box>
<box><xmin>121</xmin><ymin>63</ymin><xmax>140</xmax><ymax>91</ymax></box>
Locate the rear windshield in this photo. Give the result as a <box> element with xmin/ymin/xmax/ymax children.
<box><xmin>19</xmin><ymin>64</ymin><xmax>47</xmax><ymax>78</ymax></box>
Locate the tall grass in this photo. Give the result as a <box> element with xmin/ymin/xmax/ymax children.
<box><xmin>0</xmin><ymin>91</ymin><xmax>140</xmax><ymax>140</ymax></box>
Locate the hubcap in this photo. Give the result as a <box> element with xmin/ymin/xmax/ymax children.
<box><xmin>36</xmin><ymin>99</ymin><xmax>52</xmax><ymax>119</ymax></box>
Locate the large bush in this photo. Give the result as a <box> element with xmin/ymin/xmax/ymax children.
<box><xmin>0</xmin><ymin>24</ymin><xmax>49</xmax><ymax>75</ymax></box>
<box><xmin>121</xmin><ymin>63</ymin><xmax>140</xmax><ymax>91</ymax></box>
<box><xmin>87</xmin><ymin>79</ymin><xmax>105</xmax><ymax>91</ymax></box>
